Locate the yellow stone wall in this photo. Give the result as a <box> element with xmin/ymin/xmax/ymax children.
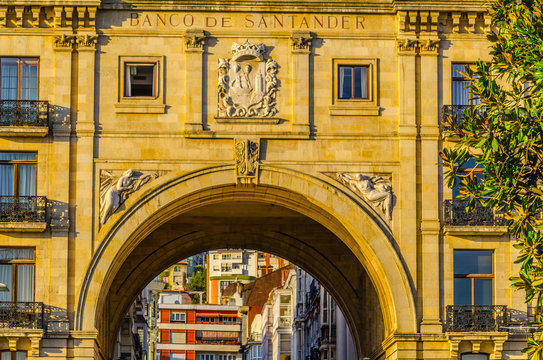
<box><xmin>0</xmin><ymin>1</ymin><xmax>529</xmax><ymax>359</ymax></box>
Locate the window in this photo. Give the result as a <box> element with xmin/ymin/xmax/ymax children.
<box><xmin>453</xmin><ymin>158</ymin><xmax>483</xmax><ymax>199</ymax></box>
<box><xmin>452</xmin><ymin>63</ymin><xmax>478</xmax><ymax>106</ymax></box>
<box><xmin>0</xmin><ymin>248</ymin><xmax>35</xmax><ymax>302</ymax></box>
<box><xmin>170</xmin><ymin>332</ymin><xmax>186</xmax><ymax>344</ymax></box>
<box><xmin>454</xmin><ymin>250</ymin><xmax>493</xmax><ymax>305</ymax></box>
<box><xmin>1</xmin><ymin>350</ymin><xmax>26</xmax><ymax>360</ymax></box>
<box><xmin>170</xmin><ymin>353</ymin><xmax>186</xmax><ymax>360</ymax></box>
<box><xmin>338</xmin><ymin>65</ymin><xmax>368</xmax><ymax>99</ymax></box>
<box><xmin>222</xmin><ymin>254</ymin><xmax>232</xmax><ymax>260</ymax></box>
<box><xmin>125</xmin><ymin>63</ymin><xmax>156</xmax><ymax>97</ymax></box>
<box><xmin>170</xmin><ymin>312</ymin><xmax>186</xmax><ymax>322</ymax></box>
<box><xmin>200</xmin><ymin>355</ymin><xmax>214</xmax><ymax>360</ymax></box>
<box><xmin>461</xmin><ymin>354</ymin><xmax>488</xmax><ymax>360</ymax></box>
<box><xmin>0</xmin><ymin>153</ymin><xmax>36</xmax><ymax>196</ymax></box>
<box><xmin>218</xmin><ymin>356</ymin><xmax>236</xmax><ymax>360</ymax></box>
<box><xmin>0</xmin><ymin>58</ymin><xmax>38</xmax><ymax>100</ymax></box>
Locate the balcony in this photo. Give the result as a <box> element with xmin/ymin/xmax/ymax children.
<box><xmin>0</xmin><ymin>301</ymin><xmax>44</xmax><ymax>329</ymax></box>
<box><xmin>0</xmin><ymin>100</ymin><xmax>49</xmax><ymax>137</ymax></box>
<box><xmin>441</xmin><ymin>105</ymin><xmax>485</xmax><ymax>131</ymax></box>
<box><xmin>0</xmin><ymin>196</ymin><xmax>47</xmax><ymax>232</ymax></box>
<box><xmin>443</xmin><ymin>200</ymin><xmax>507</xmax><ymax>228</ymax></box>
<box><xmin>445</xmin><ymin>305</ymin><xmax>508</xmax><ymax>332</ymax></box>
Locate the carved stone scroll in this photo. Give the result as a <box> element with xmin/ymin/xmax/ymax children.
<box><xmin>99</xmin><ymin>170</ymin><xmax>161</xmax><ymax>225</ymax></box>
<box><xmin>234</xmin><ymin>139</ymin><xmax>260</xmax><ymax>184</ymax></box>
<box><xmin>337</xmin><ymin>173</ymin><xmax>394</xmax><ymax>220</ymax></box>
<box><xmin>217</xmin><ymin>40</ymin><xmax>278</xmax><ymax>118</ymax></box>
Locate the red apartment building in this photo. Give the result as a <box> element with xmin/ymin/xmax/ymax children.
<box><xmin>157</xmin><ymin>291</ymin><xmax>241</xmax><ymax>360</ymax></box>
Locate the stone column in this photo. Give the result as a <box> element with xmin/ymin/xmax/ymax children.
<box><xmin>397</xmin><ymin>37</ymin><xmax>418</xmax><ymax>294</ymax></box>
<box><xmin>183</xmin><ymin>30</ymin><xmax>206</xmax><ymax>133</ymax></box>
<box><xmin>419</xmin><ymin>37</ymin><xmax>442</xmax><ymax>335</ymax></box>
<box><xmin>290</xmin><ymin>31</ymin><xmax>312</xmax><ymax>136</ymax></box>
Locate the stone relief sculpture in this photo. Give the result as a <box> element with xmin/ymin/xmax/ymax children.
<box><xmin>337</xmin><ymin>173</ymin><xmax>394</xmax><ymax>220</ymax></box>
<box><xmin>235</xmin><ymin>139</ymin><xmax>260</xmax><ymax>183</ymax></box>
<box><xmin>217</xmin><ymin>40</ymin><xmax>279</xmax><ymax>118</ymax></box>
<box><xmin>99</xmin><ymin>169</ymin><xmax>160</xmax><ymax>225</ymax></box>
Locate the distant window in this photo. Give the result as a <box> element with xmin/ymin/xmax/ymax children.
<box><xmin>338</xmin><ymin>65</ymin><xmax>368</xmax><ymax>99</ymax></box>
<box><xmin>454</xmin><ymin>250</ymin><xmax>493</xmax><ymax>305</ymax></box>
<box><xmin>0</xmin><ymin>152</ymin><xmax>37</xmax><ymax>197</ymax></box>
<box><xmin>169</xmin><ymin>353</ymin><xmax>186</xmax><ymax>360</ymax></box>
<box><xmin>0</xmin><ymin>248</ymin><xmax>35</xmax><ymax>302</ymax></box>
<box><xmin>452</xmin><ymin>63</ymin><xmax>478</xmax><ymax>106</ymax></box>
<box><xmin>461</xmin><ymin>354</ymin><xmax>488</xmax><ymax>360</ymax></box>
<box><xmin>170</xmin><ymin>312</ymin><xmax>186</xmax><ymax>322</ymax></box>
<box><xmin>200</xmin><ymin>355</ymin><xmax>214</xmax><ymax>360</ymax></box>
<box><xmin>124</xmin><ymin>63</ymin><xmax>156</xmax><ymax>97</ymax></box>
<box><xmin>170</xmin><ymin>332</ymin><xmax>186</xmax><ymax>344</ymax></box>
<box><xmin>1</xmin><ymin>351</ymin><xmax>26</xmax><ymax>360</ymax></box>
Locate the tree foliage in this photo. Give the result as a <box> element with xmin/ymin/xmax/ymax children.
<box><xmin>440</xmin><ymin>0</ymin><xmax>543</xmax><ymax>357</ymax></box>
<box><xmin>186</xmin><ymin>265</ymin><xmax>207</xmax><ymax>304</ymax></box>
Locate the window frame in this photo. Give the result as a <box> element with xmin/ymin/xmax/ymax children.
<box><xmin>337</xmin><ymin>65</ymin><xmax>369</xmax><ymax>100</ymax></box>
<box><xmin>170</xmin><ymin>312</ymin><xmax>186</xmax><ymax>323</ymax></box>
<box><xmin>330</xmin><ymin>58</ymin><xmax>379</xmax><ymax>116</ymax></box>
<box><xmin>0</xmin><ymin>350</ymin><xmax>27</xmax><ymax>360</ymax></box>
<box><xmin>0</xmin><ymin>57</ymin><xmax>39</xmax><ymax>101</ymax></box>
<box><xmin>0</xmin><ymin>247</ymin><xmax>35</xmax><ymax>302</ymax></box>
<box><xmin>115</xmin><ymin>56</ymin><xmax>164</xmax><ymax>114</ymax></box>
<box><xmin>0</xmin><ymin>152</ymin><xmax>37</xmax><ymax>196</ymax></box>
<box><xmin>453</xmin><ymin>250</ymin><xmax>494</xmax><ymax>306</ymax></box>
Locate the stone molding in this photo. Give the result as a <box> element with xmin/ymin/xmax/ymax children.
<box><xmin>0</xmin><ymin>5</ymin><xmax>97</xmax><ymax>29</ymax></box>
<box><xmin>398</xmin><ymin>10</ymin><xmax>492</xmax><ymax>35</ymax></box>
<box><xmin>184</xmin><ymin>29</ymin><xmax>206</xmax><ymax>50</ymax></box>
<box><xmin>291</xmin><ymin>31</ymin><xmax>313</xmax><ymax>51</ymax></box>
<box><xmin>234</xmin><ymin>138</ymin><xmax>260</xmax><ymax>184</ymax></box>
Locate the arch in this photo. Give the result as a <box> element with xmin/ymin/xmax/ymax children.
<box><xmin>76</xmin><ymin>165</ymin><xmax>417</xmax><ymax>356</ymax></box>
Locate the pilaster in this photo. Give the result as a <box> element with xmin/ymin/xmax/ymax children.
<box><xmin>290</xmin><ymin>31</ymin><xmax>312</xmax><ymax>135</ymax></box>
<box><xmin>183</xmin><ymin>29</ymin><xmax>206</xmax><ymax>132</ymax></box>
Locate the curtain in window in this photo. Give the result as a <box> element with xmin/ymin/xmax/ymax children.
<box><xmin>20</xmin><ymin>60</ymin><xmax>38</xmax><ymax>101</ymax></box>
<box><xmin>17</xmin><ymin>265</ymin><xmax>34</xmax><ymax>302</ymax></box>
<box><xmin>16</xmin><ymin>352</ymin><xmax>26</xmax><ymax>360</ymax></box>
<box><xmin>452</xmin><ymin>79</ymin><xmax>470</xmax><ymax>105</ymax></box>
<box><xmin>0</xmin><ymin>165</ymin><xmax>14</xmax><ymax>196</ymax></box>
<box><xmin>18</xmin><ymin>165</ymin><xmax>36</xmax><ymax>196</ymax></box>
<box><xmin>0</xmin><ymin>59</ymin><xmax>18</xmax><ymax>100</ymax></box>
<box><xmin>338</xmin><ymin>67</ymin><xmax>352</xmax><ymax>98</ymax></box>
<box><xmin>354</xmin><ymin>67</ymin><xmax>368</xmax><ymax>99</ymax></box>
<box><xmin>1</xmin><ymin>352</ymin><xmax>10</xmax><ymax>360</ymax></box>
<box><xmin>0</xmin><ymin>265</ymin><xmax>13</xmax><ymax>301</ymax></box>
<box><xmin>125</xmin><ymin>65</ymin><xmax>132</xmax><ymax>97</ymax></box>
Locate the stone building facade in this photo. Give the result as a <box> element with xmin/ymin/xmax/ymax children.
<box><xmin>0</xmin><ymin>0</ymin><xmax>529</xmax><ymax>359</ymax></box>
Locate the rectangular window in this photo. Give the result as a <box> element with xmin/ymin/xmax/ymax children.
<box><xmin>0</xmin><ymin>248</ymin><xmax>35</xmax><ymax>302</ymax></box>
<box><xmin>0</xmin><ymin>58</ymin><xmax>38</xmax><ymax>100</ymax></box>
<box><xmin>1</xmin><ymin>351</ymin><xmax>26</xmax><ymax>360</ymax></box>
<box><xmin>0</xmin><ymin>152</ymin><xmax>37</xmax><ymax>196</ymax></box>
<box><xmin>124</xmin><ymin>64</ymin><xmax>156</xmax><ymax>97</ymax></box>
<box><xmin>170</xmin><ymin>312</ymin><xmax>186</xmax><ymax>322</ymax></box>
<box><xmin>170</xmin><ymin>353</ymin><xmax>186</xmax><ymax>360</ymax></box>
<box><xmin>454</xmin><ymin>250</ymin><xmax>493</xmax><ymax>305</ymax></box>
<box><xmin>452</xmin><ymin>158</ymin><xmax>483</xmax><ymax>199</ymax></box>
<box><xmin>452</xmin><ymin>63</ymin><xmax>478</xmax><ymax>106</ymax></box>
<box><xmin>338</xmin><ymin>65</ymin><xmax>368</xmax><ymax>99</ymax></box>
<box><xmin>200</xmin><ymin>355</ymin><xmax>215</xmax><ymax>360</ymax></box>
<box><xmin>170</xmin><ymin>332</ymin><xmax>186</xmax><ymax>344</ymax></box>
<box><xmin>461</xmin><ymin>354</ymin><xmax>488</xmax><ymax>360</ymax></box>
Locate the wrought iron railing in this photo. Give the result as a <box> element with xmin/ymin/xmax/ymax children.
<box><xmin>441</xmin><ymin>105</ymin><xmax>485</xmax><ymax>130</ymax></box>
<box><xmin>445</xmin><ymin>305</ymin><xmax>508</xmax><ymax>332</ymax></box>
<box><xmin>443</xmin><ymin>200</ymin><xmax>506</xmax><ymax>226</ymax></box>
<box><xmin>0</xmin><ymin>301</ymin><xmax>44</xmax><ymax>329</ymax></box>
<box><xmin>0</xmin><ymin>100</ymin><xmax>49</xmax><ymax>127</ymax></box>
<box><xmin>0</xmin><ymin>196</ymin><xmax>47</xmax><ymax>222</ymax></box>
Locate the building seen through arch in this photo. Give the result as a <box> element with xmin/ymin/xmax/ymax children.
<box><xmin>0</xmin><ymin>0</ymin><xmax>530</xmax><ymax>359</ymax></box>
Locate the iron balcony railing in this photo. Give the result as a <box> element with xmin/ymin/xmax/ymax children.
<box><xmin>443</xmin><ymin>200</ymin><xmax>506</xmax><ymax>226</ymax></box>
<box><xmin>0</xmin><ymin>196</ymin><xmax>47</xmax><ymax>222</ymax></box>
<box><xmin>0</xmin><ymin>301</ymin><xmax>44</xmax><ymax>329</ymax></box>
<box><xmin>0</xmin><ymin>100</ymin><xmax>49</xmax><ymax>127</ymax></box>
<box><xmin>441</xmin><ymin>105</ymin><xmax>485</xmax><ymax>130</ymax></box>
<box><xmin>445</xmin><ymin>305</ymin><xmax>508</xmax><ymax>332</ymax></box>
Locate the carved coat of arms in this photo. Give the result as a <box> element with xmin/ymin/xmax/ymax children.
<box><xmin>218</xmin><ymin>40</ymin><xmax>279</xmax><ymax>118</ymax></box>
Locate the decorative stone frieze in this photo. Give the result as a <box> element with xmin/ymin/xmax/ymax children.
<box><xmin>217</xmin><ymin>40</ymin><xmax>279</xmax><ymax>118</ymax></box>
<box><xmin>397</xmin><ymin>38</ymin><xmax>418</xmax><ymax>53</ymax></box>
<box><xmin>291</xmin><ymin>31</ymin><xmax>313</xmax><ymax>51</ymax></box>
<box><xmin>100</xmin><ymin>170</ymin><xmax>162</xmax><ymax>225</ymax></box>
<box><xmin>0</xmin><ymin>5</ymin><xmax>96</xmax><ymax>28</ymax></box>
<box><xmin>336</xmin><ymin>173</ymin><xmax>394</xmax><ymax>221</ymax></box>
<box><xmin>234</xmin><ymin>138</ymin><xmax>260</xmax><ymax>184</ymax></box>
<box><xmin>184</xmin><ymin>29</ymin><xmax>206</xmax><ymax>50</ymax></box>
<box><xmin>76</xmin><ymin>34</ymin><xmax>98</xmax><ymax>49</ymax></box>
<box><xmin>54</xmin><ymin>34</ymin><xmax>75</xmax><ymax>49</ymax></box>
<box><xmin>419</xmin><ymin>39</ymin><xmax>440</xmax><ymax>53</ymax></box>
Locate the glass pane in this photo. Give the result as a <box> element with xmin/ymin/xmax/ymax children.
<box><xmin>452</xmin><ymin>80</ymin><xmax>470</xmax><ymax>105</ymax></box>
<box><xmin>461</xmin><ymin>354</ymin><xmax>488</xmax><ymax>360</ymax></box>
<box><xmin>1</xmin><ymin>59</ymin><xmax>18</xmax><ymax>100</ymax></box>
<box><xmin>128</xmin><ymin>65</ymin><xmax>155</xmax><ymax>97</ymax></box>
<box><xmin>353</xmin><ymin>66</ymin><xmax>368</xmax><ymax>98</ymax></box>
<box><xmin>452</xmin><ymin>64</ymin><xmax>468</xmax><ymax>79</ymax></box>
<box><xmin>0</xmin><ymin>165</ymin><xmax>14</xmax><ymax>196</ymax></box>
<box><xmin>474</xmin><ymin>278</ymin><xmax>492</xmax><ymax>305</ymax></box>
<box><xmin>454</xmin><ymin>250</ymin><xmax>492</xmax><ymax>275</ymax></box>
<box><xmin>0</xmin><ymin>265</ymin><xmax>13</xmax><ymax>301</ymax></box>
<box><xmin>1</xmin><ymin>352</ymin><xmax>10</xmax><ymax>360</ymax></box>
<box><xmin>16</xmin><ymin>352</ymin><xmax>26</xmax><ymax>360</ymax></box>
<box><xmin>339</xmin><ymin>67</ymin><xmax>352</xmax><ymax>99</ymax></box>
<box><xmin>0</xmin><ymin>152</ymin><xmax>36</xmax><ymax>161</ymax></box>
<box><xmin>17</xmin><ymin>265</ymin><xmax>34</xmax><ymax>302</ymax></box>
<box><xmin>454</xmin><ymin>278</ymin><xmax>471</xmax><ymax>305</ymax></box>
<box><xmin>0</xmin><ymin>248</ymin><xmax>34</xmax><ymax>260</ymax></box>
<box><xmin>18</xmin><ymin>165</ymin><xmax>36</xmax><ymax>196</ymax></box>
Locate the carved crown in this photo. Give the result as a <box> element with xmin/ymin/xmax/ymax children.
<box><xmin>231</xmin><ymin>40</ymin><xmax>266</xmax><ymax>61</ymax></box>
